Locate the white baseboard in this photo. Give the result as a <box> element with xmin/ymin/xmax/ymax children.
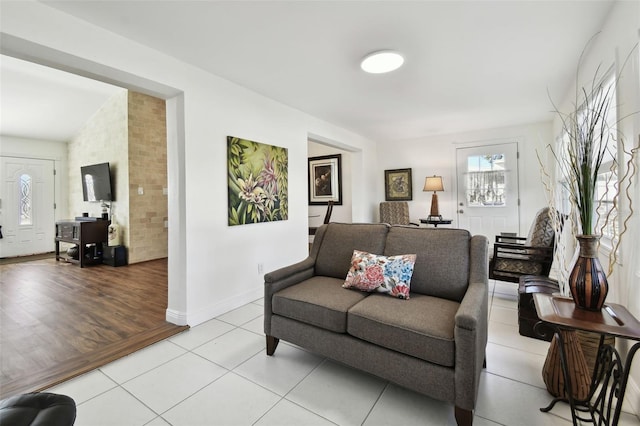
<box><xmin>166</xmin><ymin>287</ymin><xmax>263</xmax><ymax>327</ymax></box>
<box><xmin>166</xmin><ymin>308</ymin><xmax>188</xmax><ymax>326</ymax></box>
<box><xmin>623</xmin><ymin>374</ymin><xmax>640</xmax><ymax>419</ymax></box>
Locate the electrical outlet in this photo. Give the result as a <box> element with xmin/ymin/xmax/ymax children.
<box><xmin>258</xmin><ymin>263</ymin><xmax>264</xmax><ymax>274</ymax></box>
<box><xmin>138</xmin><ymin>186</ymin><xmax>144</xmax><ymax>195</ymax></box>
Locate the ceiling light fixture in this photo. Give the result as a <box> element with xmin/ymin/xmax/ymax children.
<box><xmin>360</xmin><ymin>50</ymin><xmax>404</xmax><ymax>74</ymax></box>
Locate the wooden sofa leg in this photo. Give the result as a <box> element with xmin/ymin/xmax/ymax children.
<box><xmin>266</xmin><ymin>335</ymin><xmax>279</xmax><ymax>356</ymax></box>
<box><xmin>454</xmin><ymin>406</ymin><xmax>473</xmax><ymax>426</ymax></box>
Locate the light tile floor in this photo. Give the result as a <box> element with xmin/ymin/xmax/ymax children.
<box><xmin>49</xmin><ymin>280</ymin><xmax>640</xmax><ymax>425</ymax></box>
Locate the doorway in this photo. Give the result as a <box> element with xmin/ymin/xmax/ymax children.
<box><xmin>0</xmin><ymin>156</ymin><xmax>55</xmax><ymax>258</ymax></box>
<box><xmin>307</xmin><ymin>140</ymin><xmax>353</xmax><ymax>226</ymax></box>
<box><xmin>455</xmin><ymin>142</ymin><xmax>520</xmax><ymax>244</ymax></box>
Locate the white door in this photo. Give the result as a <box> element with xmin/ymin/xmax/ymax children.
<box><xmin>455</xmin><ymin>143</ymin><xmax>520</xmax><ymax>245</ymax></box>
<box><xmin>0</xmin><ymin>157</ymin><xmax>55</xmax><ymax>257</ymax></box>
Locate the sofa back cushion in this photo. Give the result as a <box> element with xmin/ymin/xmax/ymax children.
<box><xmin>384</xmin><ymin>227</ymin><xmax>470</xmax><ymax>302</ymax></box>
<box><xmin>315</xmin><ymin>223</ymin><xmax>389</xmax><ymax>279</ymax></box>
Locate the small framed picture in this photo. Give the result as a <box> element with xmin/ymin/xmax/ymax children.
<box><xmin>384</xmin><ymin>168</ymin><xmax>413</xmax><ymax>201</ymax></box>
<box><xmin>308</xmin><ymin>154</ymin><xmax>342</xmax><ymax>205</ymax></box>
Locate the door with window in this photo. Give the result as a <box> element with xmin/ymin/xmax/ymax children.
<box><xmin>456</xmin><ymin>143</ymin><xmax>520</xmax><ymax>245</ymax></box>
<box><xmin>0</xmin><ymin>157</ymin><xmax>55</xmax><ymax>257</ymax></box>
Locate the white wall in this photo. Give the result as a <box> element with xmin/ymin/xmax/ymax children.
<box><xmin>377</xmin><ymin>121</ymin><xmax>553</xmax><ymax>235</ymax></box>
<box><xmin>0</xmin><ymin>1</ymin><xmax>379</xmax><ymax>327</ymax></box>
<box><xmin>0</xmin><ymin>135</ymin><xmax>69</xmax><ymax>224</ymax></box>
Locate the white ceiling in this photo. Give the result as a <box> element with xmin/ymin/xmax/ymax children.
<box><xmin>0</xmin><ymin>55</ymin><xmax>125</xmax><ymax>142</ymax></box>
<box><xmin>2</xmin><ymin>1</ymin><xmax>614</xmax><ymax>143</ymax></box>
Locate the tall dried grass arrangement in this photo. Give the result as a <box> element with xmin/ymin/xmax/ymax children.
<box><xmin>541</xmin><ymin>37</ymin><xmax>639</xmax><ymax>284</ymax></box>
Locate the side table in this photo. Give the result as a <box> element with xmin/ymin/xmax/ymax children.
<box><xmin>419</xmin><ymin>218</ymin><xmax>452</xmax><ymax>228</ymax></box>
<box><xmin>533</xmin><ymin>293</ymin><xmax>640</xmax><ymax>426</ymax></box>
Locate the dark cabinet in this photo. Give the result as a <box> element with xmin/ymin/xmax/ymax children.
<box><xmin>55</xmin><ymin>220</ymin><xmax>109</xmax><ymax>267</ymax></box>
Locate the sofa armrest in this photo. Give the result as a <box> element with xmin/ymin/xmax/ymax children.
<box><xmin>453</xmin><ymin>234</ymin><xmax>488</xmax><ymax>411</ymax></box>
<box><xmin>264</xmin><ymin>257</ymin><xmax>315</xmax><ymax>284</ymax></box>
<box><xmin>455</xmin><ymin>281</ymin><xmax>487</xmax><ymax>331</ymax></box>
<box><xmin>264</xmin><ymin>224</ymin><xmax>334</xmax><ymax>336</ymax></box>
<box><xmin>454</xmin><ymin>280</ymin><xmax>489</xmax><ymax>411</ymax></box>
<box><xmin>264</xmin><ymin>257</ymin><xmax>316</xmax><ymax>335</ymax></box>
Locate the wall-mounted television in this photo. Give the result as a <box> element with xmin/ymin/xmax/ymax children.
<box><xmin>81</xmin><ymin>162</ymin><xmax>114</xmax><ymax>202</ymax></box>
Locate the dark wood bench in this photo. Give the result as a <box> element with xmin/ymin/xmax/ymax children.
<box><xmin>518</xmin><ymin>275</ymin><xmax>559</xmax><ymax>341</ymax></box>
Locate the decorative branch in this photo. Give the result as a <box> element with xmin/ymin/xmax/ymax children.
<box><xmin>607</xmin><ymin>142</ymin><xmax>639</xmax><ymax>275</ymax></box>
<box><xmin>536</xmin><ymin>149</ymin><xmax>575</xmax><ymax>296</ymax></box>
<box><xmin>542</xmin><ymin>36</ymin><xmax>639</xmax><ymax>280</ymax></box>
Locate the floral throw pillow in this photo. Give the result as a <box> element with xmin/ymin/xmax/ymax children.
<box><xmin>343</xmin><ymin>250</ymin><xmax>417</xmax><ymax>299</ymax></box>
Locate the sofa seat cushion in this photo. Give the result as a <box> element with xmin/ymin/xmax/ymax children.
<box><xmin>347</xmin><ymin>293</ymin><xmax>460</xmax><ymax>367</ymax></box>
<box><xmin>272</xmin><ymin>276</ymin><xmax>369</xmax><ymax>333</ymax></box>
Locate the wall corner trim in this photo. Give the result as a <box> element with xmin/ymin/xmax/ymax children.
<box><xmin>166</xmin><ymin>309</ymin><xmax>188</xmax><ymax>326</ymax></box>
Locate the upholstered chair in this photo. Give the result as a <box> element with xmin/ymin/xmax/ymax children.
<box><xmin>379</xmin><ymin>201</ymin><xmax>419</xmax><ymax>226</ymax></box>
<box><xmin>489</xmin><ymin>207</ymin><xmax>556</xmax><ymax>283</ymax></box>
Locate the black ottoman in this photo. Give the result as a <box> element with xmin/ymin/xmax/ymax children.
<box><xmin>0</xmin><ymin>392</ymin><xmax>76</xmax><ymax>426</ymax></box>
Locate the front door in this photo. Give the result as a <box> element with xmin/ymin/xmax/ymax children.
<box><xmin>0</xmin><ymin>156</ymin><xmax>55</xmax><ymax>257</ymax></box>
<box><xmin>455</xmin><ymin>142</ymin><xmax>520</xmax><ymax>245</ymax></box>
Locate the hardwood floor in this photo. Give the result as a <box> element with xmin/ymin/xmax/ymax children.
<box><xmin>0</xmin><ymin>256</ymin><xmax>188</xmax><ymax>399</ymax></box>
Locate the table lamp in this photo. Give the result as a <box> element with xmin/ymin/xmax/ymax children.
<box><xmin>423</xmin><ymin>176</ymin><xmax>444</xmax><ymax>220</ymax></box>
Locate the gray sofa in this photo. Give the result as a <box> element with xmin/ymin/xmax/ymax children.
<box><xmin>264</xmin><ymin>223</ymin><xmax>488</xmax><ymax>426</ymax></box>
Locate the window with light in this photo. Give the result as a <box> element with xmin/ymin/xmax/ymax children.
<box><xmin>19</xmin><ymin>173</ymin><xmax>32</xmax><ymax>225</ymax></box>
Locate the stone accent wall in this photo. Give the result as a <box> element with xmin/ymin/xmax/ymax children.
<box><xmin>127</xmin><ymin>91</ymin><xmax>168</xmax><ymax>263</ymax></box>
<box><xmin>67</xmin><ymin>90</ymin><xmax>167</xmax><ymax>264</ymax></box>
<box><xmin>68</xmin><ymin>90</ymin><xmax>129</xmax><ymax>246</ymax></box>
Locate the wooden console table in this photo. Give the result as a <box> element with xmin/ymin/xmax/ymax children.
<box><xmin>55</xmin><ymin>220</ymin><xmax>109</xmax><ymax>268</ymax></box>
<box><xmin>533</xmin><ymin>293</ymin><xmax>640</xmax><ymax>426</ymax></box>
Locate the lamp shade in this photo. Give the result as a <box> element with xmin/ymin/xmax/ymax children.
<box><xmin>423</xmin><ymin>176</ymin><xmax>444</xmax><ymax>192</ymax></box>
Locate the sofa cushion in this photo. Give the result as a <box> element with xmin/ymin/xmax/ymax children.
<box><xmin>315</xmin><ymin>223</ymin><xmax>389</xmax><ymax>280</ymax></box>
<box><xmin>342</xmin><ymin>250</ymin><xmax>416</xmax><ymax>299</ymax></box>
<box><xmin>384</xmin><ymin>227</ymin><xmax>470</xmax><ymax>302</ymax></box>
<box><xmin>347</xmin><ymin>293</ymin><xmax>460</xmax><ymax>367</ymax></box>
<box><xmin>272</xmin><ymin>276</ymin><xmax>369</xmax><ymax>333</ymax></box>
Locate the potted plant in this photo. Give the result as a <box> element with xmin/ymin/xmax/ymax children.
<box><xmin>547</xmin><ymin>43</ymin><xmax>639</xmax><ymax>311</ymax></box>
<box><xmin>537</xmin><ymin>41</ymin><xmax>639</xmax><ymax>401</ymax></box>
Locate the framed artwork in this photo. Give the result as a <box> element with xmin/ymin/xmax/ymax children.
<box><xmin>308</xmin><ymin>154</ymin><xmax>342</xmax><ymax>205</ymax></box>
<box><xmin>227</xmin><ymin>136</ymin><xmax>288</xmax><ymax>226</ymax></box>
<box><xmin>384</xmin><ymin>168</ymin><xmax>413</xmax><ymax>201</ymax></box>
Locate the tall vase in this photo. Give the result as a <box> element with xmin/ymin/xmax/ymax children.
<box><xmin>569</xmin><ymin>235</ymin><xmax>608</xmax><ymax>311</ymax></box>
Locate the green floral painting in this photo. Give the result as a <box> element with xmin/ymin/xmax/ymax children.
<box><xmin>227</xmin><ymin>136</ymin><xmax>288</xmax><ymax>226</ymax></box>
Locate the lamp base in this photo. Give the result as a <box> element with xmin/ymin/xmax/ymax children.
<box><xmin>427</xmin><ymin>215</ymin><xmax>443</xmax><ymax>221</ymax></box>
<box><xmin>429</xmin><ymin>193</ymin><xmax>440</xmax><ymax>220</ymax></box>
